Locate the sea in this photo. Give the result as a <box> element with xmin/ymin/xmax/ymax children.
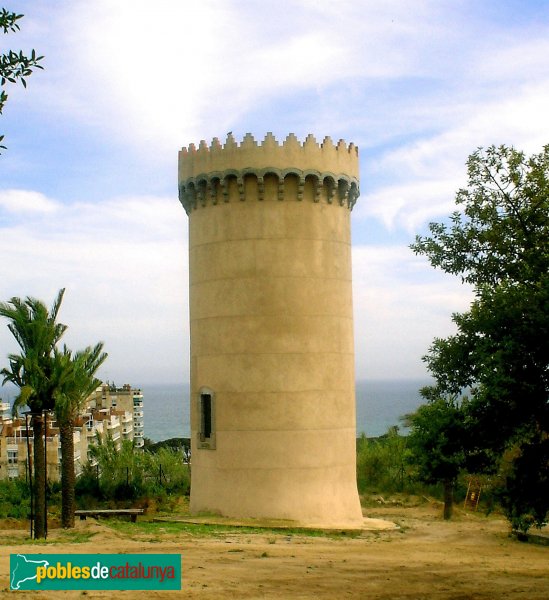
<box><xmin>140</xmin><ymin>379</ymin><xmax>431</xmax><ymax>442</ymax></box>
<box><xmin>1</xmin><ymin>379</ymin><xmax>431</xmax><ymax>442</ymax></box>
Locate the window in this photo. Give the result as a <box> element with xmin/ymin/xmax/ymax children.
<box><xmin>201</xmin><ymin>394</ymin><xmax>212</xmax><ymax>439</ymax></box>
<box><xmin>198</xmin><ymin>388</ymin><xmax>216</xmax><ymax>449</ymax></box>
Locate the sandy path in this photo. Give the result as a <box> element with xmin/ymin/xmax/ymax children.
<box><xmin>0</xmin><ymin>505</ymin><xmax>547</xmax><ymax>599</ymax></box>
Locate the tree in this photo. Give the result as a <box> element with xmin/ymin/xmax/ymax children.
<box><xmin>411</xmin><ymin>145</ymin><xmax>549</xmax><ymax>530</ymax></box>
<box><xmin>406</xmin><ymin>390</ymin><xmax>467</xmax><ymax>519</ymax></box>
<box><xmin>0</xmin><ymin>7</ymin><xmax>43</xmax><ymax>151</ymax></box>
<box><xmin>53</xmin><ymin>343</ymin><xmax>107</xmax><ymax>528</ymax></box>
<box><xmin>0</xmin><ymin>289</ymin><xmax>67</xmax><ymax>539</ymax></box>
<box><xmin>497</xmin><ymin>431</ymin><xmax>549</xmax><ymax>533</ymax></box>
<box><xmin>411</xmin><ymin>145</ymin><xmax>549</xmax><ymax>288</ymax></box>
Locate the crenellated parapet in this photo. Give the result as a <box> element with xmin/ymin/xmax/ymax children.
<box><xmin>178</xmin><ymin>133</ymin><xmax>360</xmax><ymax>214</ymax></box>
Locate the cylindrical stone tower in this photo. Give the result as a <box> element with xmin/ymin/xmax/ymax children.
<box><xmin>178</xmin><ymin>132</ymin><xmax>363</xmax><ymax>527</ymax></box>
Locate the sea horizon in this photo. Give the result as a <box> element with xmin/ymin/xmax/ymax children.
<box><xmin>1</xmin><ymin>378</ymin><xmax>432</xmax><ymax>443</ymax></box>
<box><xmin>140</xmin><ymin>378</ymin><xmax>432</xmax><ymax>443</ymax></box>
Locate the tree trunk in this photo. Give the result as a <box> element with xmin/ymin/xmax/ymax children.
<box><xmin>60</xmin><ymin>419</ymin><xmax>76</xmax><ymax>528</ymax></box>
<box><xmin>443</xmin><ymin>479</ymin><xmax>454</xmax><ymax>520</ymax></box>
<box><xmin>32</xmin><ymin>413</ymin><xmax>46</xmax><ymax>539</ymax></box>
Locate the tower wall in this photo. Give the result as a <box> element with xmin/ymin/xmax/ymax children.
<box><xmin>179</xmin><ymin>133</ymin><xmax>363</xmax><ymax>527</ymax></box>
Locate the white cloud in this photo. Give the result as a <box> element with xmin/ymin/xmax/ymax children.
<box><xmin>352</xmin><ymin>245</ymin><xmax>473</xmax><ymax>379</ymax></box>
<box><xmin>16</xmin><ymin>0</ymin><xmax>467</xmax><ymax>157</ymax></box>
<box><xmin>0</xmin><ymin>191</ymin><xmax>189</xmax><ymax>384</ymax></box>
<box><xmin>475</xmin><ymin>34</ymin><xmax>549</xmax><ymax>85</ymax></box>
<box><xmin>0</xmin><ymin>190</ymin><xmax>60</xmax><ymax>214</ymax></box>
<box><xmin>358</xmin><ymin>179</ymin><xmax>460</xmax><ymax>233</ymax></box>
<box><xmin>14</xmin><ymin>0</ymin><xmax>548</xmax><ymax>159</ymax></box>
<box><xmin>359</xmin><ymin>77</ymin><xmax>549</xmax><ymax>231</ymax></box>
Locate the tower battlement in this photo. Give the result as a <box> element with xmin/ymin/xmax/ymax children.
<box><xmin>179</xmin><ymin>132</ymin><xmax>359</xmax><ymax>181</ymax></box>
<box><xmin>179</xmin><ymin>133</ymin><xmax>360</xmax><ymax>214</ymax></box>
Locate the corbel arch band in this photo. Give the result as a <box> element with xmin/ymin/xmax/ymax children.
<box><xmin>179</xmin><ymin>167</ymin><xmax>359</xmax><ymax>214</ymax></box>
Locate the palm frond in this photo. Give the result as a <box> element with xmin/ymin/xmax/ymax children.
<box><xmin>11</xmin><ymin>384</ymin><xmax>35</xmax><ymax>417</ymax></box>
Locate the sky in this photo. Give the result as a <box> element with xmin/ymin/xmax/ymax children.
<box><xmin>1</xmin><ymin>0</ymin><xmax>548</xmax><ymax>386</ymax></box>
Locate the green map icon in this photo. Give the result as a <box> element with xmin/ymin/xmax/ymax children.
<box><xmin>10</xmin><ymin>554</ymin><xmax>50</xmax><ymax>590</ymax></box>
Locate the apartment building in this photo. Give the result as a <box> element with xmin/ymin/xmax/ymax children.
<box><xmin>0</xmin><ymin>383</ymin><xmax>144</xmax><ymax>481</ymax></box>
<box><xmin>87</xmin><ymin>384</ymin><xmax>144</xmax><ymax>448</ymax></box>
<box><xmin>0</xmin><ymin>414</ymin><xmax>89</xmax><ymax>481</ymax></box>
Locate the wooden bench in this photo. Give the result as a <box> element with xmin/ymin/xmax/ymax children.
<box><xmin>75</xmin><ymin>509</ymin><xmax>144</xmax><ymax>523</ymax></box>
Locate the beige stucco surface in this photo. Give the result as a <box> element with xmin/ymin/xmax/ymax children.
<box><xmin>182</xmin><ymin>135</ymin><xmax>363</xmax><ymax>527</ymax></box>
<box><xmin>179</xmin><ymin>132</ymin><xmax>359</xmax><ymax>181</ymax></box>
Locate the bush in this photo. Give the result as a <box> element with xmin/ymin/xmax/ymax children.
<box><xmin>75</xmin><ymin>463</ymin><xmax>103</xmax><ymax>501</ymax></box>
<box><xmin>148</xmin><ymin>448</ymin><xmax>190</xmax><ymax>495</ymax></box>
<box><xmin>356</xmin><ymin>427</ymin><xmax>418</xmax><ymax>494</ymax></box>
<box><xmin>356</xmin><ymin>427</ymin><xmax>470</xmax><ymax>502</ymax></box>
<box><xmin>0</xmin><ymin>479</ymin><xmax>31</xmax><ymax>518</ymax></box>
<box><xmin>76</xmin><ymin>435</ymin><xmax>190</xmax><ymax>510</ymax></box>
<box><xmin>496</xmin><ymin>435</ymin><xmax>549</xmax><ymax>533</ymax></box>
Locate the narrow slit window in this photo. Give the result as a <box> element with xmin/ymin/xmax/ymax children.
<box><xmin>198</xmin><ymin>387</ymin><xmax>215</xmax><ymax>449</ymax></box>
<box><xmin>201</xmin><ymin>393</ymin><xmax>212</xmax><ymax>440</ymax></box>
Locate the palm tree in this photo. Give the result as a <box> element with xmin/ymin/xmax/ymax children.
<box><xmin>53</xmin><ymin>343</ymin><xmax>107</xmax><ymax>528</ymax></box>
<box><xmin>0</xmin><ymin>289</ymin><xmax>67</xmax><ymax>539</ymax></box>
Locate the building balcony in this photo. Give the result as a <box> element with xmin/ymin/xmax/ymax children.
<box><xmin>6</xmin><ymin>437</ymin><xmax>27</xmax><ymax>446</ymax></box>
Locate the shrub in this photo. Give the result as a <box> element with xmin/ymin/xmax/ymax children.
<box><xmin>356</xmin><ymin>427</ymin><xmax>417</xmax><ymax>494</ymax></box>
<box><xmin>0</xmin><ymin>479</ymin><xmax>31</xmax><ymax>518</ymax></box>
<box><xmin>76</xmin><ymin>435</ymin><xmax>190</xmax><ymax>509</ymax></box>
<box><xmin>496</xmin><ymin>435</ymin><xmax>549</xmax><ymax>533</ymax></box>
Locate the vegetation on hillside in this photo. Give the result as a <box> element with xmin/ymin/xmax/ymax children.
<box><xmin>411</xmin><ymin>144</ymin><xmax>549</xmax><ymax>532</ymax></box>
<box><xmin>75</xmin><ymin>437</ymin><xmax>190</xmax><ymax>510</ymax></box>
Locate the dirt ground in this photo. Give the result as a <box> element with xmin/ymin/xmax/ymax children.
<box><xmin>0</xmin><ymin>503</ymin><xmax>547</xmax><ymax>599</ymax></box>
